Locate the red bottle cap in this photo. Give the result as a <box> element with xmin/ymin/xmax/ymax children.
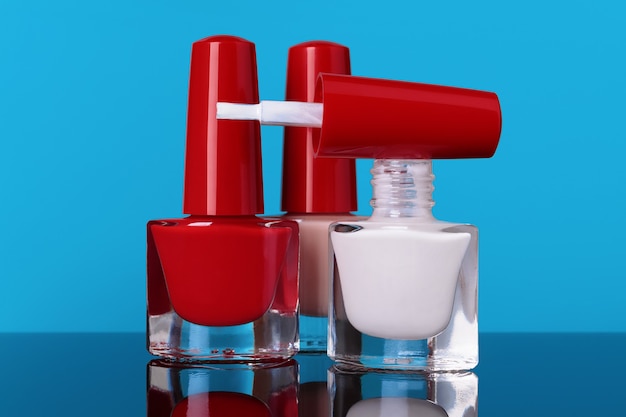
<box><xmin>281</xmin><ymin>41</ymin><xmax>357</xmax><ymax>213</ymax></box>
<box><xmin>314</xmin><ymin>74</ymin><xmax>502</xmax><ymax>159</ymax></box>
<box><xmin>183</xmin><ymin>35</ymin><xmax>263</xmax><ymax>215</ymax></box>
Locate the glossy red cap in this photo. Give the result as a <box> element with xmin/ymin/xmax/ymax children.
<box><xmin>314</xmin><ymin>74</ymin><xmax>502</xmax><ymax>159</ymax></box>
<box><xmin>281</xmin><ymin>41</ymin><xmax>357</xmax><ymax>213</ymax></box>
<box><xmin>183</xmin><ymin>35</ymin><xmax>263</xmax><ymax>215</ymax></box>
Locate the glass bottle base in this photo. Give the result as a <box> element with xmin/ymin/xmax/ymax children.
<box><xmin>332</xmin><ymin>354</ymin><xmax>478</xmax><ymax>372</ymax></box>
<box><xmin>148</xmin><ymin>309</ymin><xmax>298</xmax><ymax>363</ymax></box>
<box><xmin>328</xmin><ymin>321</ymin><xmax>478</xmax><ymax>372</ymax></box>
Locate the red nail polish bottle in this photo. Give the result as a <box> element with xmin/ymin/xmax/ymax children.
<box><xmin>147</xmin><ymin>35</ymin><xmax>299</xmax><ymax>362</ymax></box>
<box><xmin>278</xmin><ymin>41</ymin><xmax>364</xmax><ymax>352</ymax></box>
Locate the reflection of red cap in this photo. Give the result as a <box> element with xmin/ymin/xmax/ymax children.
<box><xmin>183</xmin><ymin>35</ymin><xmax>263</xmax><ymax>215</ymax></box>
<box><xmin>281</xmin><ymin>41</ymin><xmax>357</xmax><ymax>213</ymax></box>
<box><xmin>314</xmin><ymin>74</ymin><xmax>502</xmax><ymax>159</ymax></box>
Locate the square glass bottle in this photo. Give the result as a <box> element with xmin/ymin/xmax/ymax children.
<box><xmin>328</xmin><ymin>159</ymin><xmax>478</xmax><ymax>371</ymax></box>
<box><xmin>147</xmin><ymin>35</ymin><xmax>299</xmax><ymax>362</ymax></box>
<box><xmin>278</xmin><ymin>41</ymin><xmax>361</xmax><ymax>352</ymax></box>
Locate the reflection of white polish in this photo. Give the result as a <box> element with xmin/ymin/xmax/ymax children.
<box><xmin>347</xmin><ymin>398</ymin><xmax>447</xmax><ymax>417</ymax></box>
<box><xmin>329</xmin><ymin>367</ymin><xmax>477</xmax><ymax>417</ymax></box>
<box><xmin>329</xmin><ymin>159</ymin><xmax>478</xmax><ymax>370</ymax></box>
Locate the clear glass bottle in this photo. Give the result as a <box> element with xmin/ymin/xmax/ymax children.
<box><xmin>281</xmin><ymin>213</ymin><xmax>361</xmax><ymax>351</ymax></box>
<box><xmin>146</xmin><ymin>35</ymin><xmax>299</xmax><ymax>362</ymax></box>
<box><xmin>329</xmin><ymin>366</ymin><xmax>478</xmax><ymax>417</ymax></box>
<box><xmin>297</xmin><ymin>353</ymin><xmax>334</xmax><ymax>417</ymax></box>
<box><xmin>278</xmin><ymin>41</ymin><xmax>361</xmax><ymax>352</ymax></box>
<box><xmin>147</xmin><ymin>216</ymin><xmax>299</xmax><ymax>362</ymax></box>
<box><xmin>328</xmin><ymin>159</ymin><xmax>478</xmax><ymax>371</ymax></box>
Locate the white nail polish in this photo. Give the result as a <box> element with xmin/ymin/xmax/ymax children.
<box><xmin>329</xmin><ymin>159</ymin><xmax>478</xmax><ymax>371</ymax></box>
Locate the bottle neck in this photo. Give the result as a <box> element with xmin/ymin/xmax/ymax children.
<box><xmin>370</xmin><ymin>159</ymin><xmax>435</xmax><ymax>220</ymax></box>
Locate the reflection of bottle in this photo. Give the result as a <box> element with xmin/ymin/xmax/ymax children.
<box><xmin>347</xmin><ymin>398</ymin><xmax>446</xmax><ymax>417</ymax></box>
<box><xmin>147</xmin><ymin>359</ymin><xmax>298</xmax><ymax>417</ymax></box>
<box><xmin>297</xmin><ymin>353</ymin><xmax>334</xmax><ymax>417</ymax></box>
<box><xmin>147</xmin><ymin>35</ymin><xmax>299</xmax><ymax>361</ymax></box>
<box><xmin>329</xmin><ymin>159</ymin><xmax>478</xmax><ymax>370</ymax></box>
<box><xmin>278</xmin><ymin>41</ymin><xmax>361</xmax><ymax>352</ymax></box>
<box><xmin>329</xmin><ymin>366</ymin><xmax>478</xmax><ymax>417</ymax></box>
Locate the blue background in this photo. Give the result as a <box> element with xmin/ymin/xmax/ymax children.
<box><xmin>1</xmin><ymin>0</ymin><xmax>624</xmax><ymax>333</ymax></box>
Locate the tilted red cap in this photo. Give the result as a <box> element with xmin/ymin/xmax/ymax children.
<box><xmin>183</xmin><ymin>35</ymin><xmax>263</xmax><ymax>215</ymax></box>
<box><xmin>314</xmin><ymin>74</ymin><xmax>502</xmax><ymax>159</ymax></box>
<box><xmin>281</xmin><ymin>41</ymin><xmax>357</xmax><ymax>213</ymax></box>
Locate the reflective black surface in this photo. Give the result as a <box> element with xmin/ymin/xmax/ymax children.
<box><xmin>1</xmin><ymin>333</ymin><xmax>624</xmax><ymax>416</ymax></box>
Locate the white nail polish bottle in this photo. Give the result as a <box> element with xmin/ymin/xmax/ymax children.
<box><xmin>216</xmin><ymin>72</ymin><xmax>501</xmax><ymax>370</ymax></box>
<box><xmin>328</xmin><ymin>159</ymin><xmax>479</xmax><ymax>371</ymax></box>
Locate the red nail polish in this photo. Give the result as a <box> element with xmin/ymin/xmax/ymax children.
<box><xmin>147</xmin><ymin>35</ymin><xmax>299</xmax><ymax>362</ymax></box>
